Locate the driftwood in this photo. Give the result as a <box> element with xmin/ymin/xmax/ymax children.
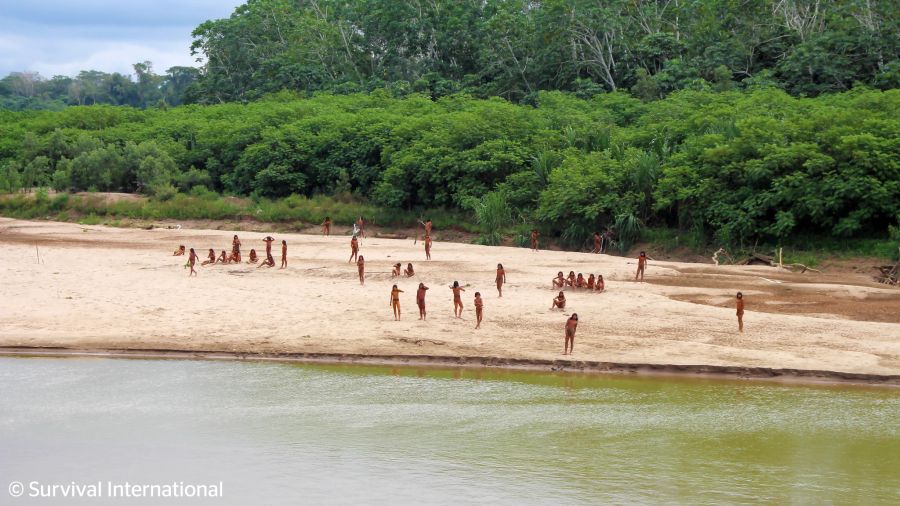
<box><xmin>737</xmin><ymin>250</ymin><xmax>821</xmax><ymax>273</ymax></box>
<box><xmin>874</xmin><ymin>254</ymin><xmax>899</xmax><ymax>286</ymax></box>
<box><xmin>711</xmin><ymin>247</ymin><xmax>734</xmax><ymax>266</ymax></box>
<box><xmin>374</xmin><ymin>232</ymin><xmax>408</xmax><ymax>239</ymax></box>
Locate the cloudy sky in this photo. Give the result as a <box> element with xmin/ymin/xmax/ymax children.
<box><xmin>0</xmin><ymin>0</ymin><xmax>245</xmax><ymax>78</ymax></box>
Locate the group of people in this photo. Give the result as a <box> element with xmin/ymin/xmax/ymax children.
<box><xmin>175</xmin><ymin>235</ymin><xmax>287</xmax><ymax>276</ymax></box>
<box><xmin>551</xmin><ymin>271</ymin><xmax>606</xmax><ymax>292</ymax></box>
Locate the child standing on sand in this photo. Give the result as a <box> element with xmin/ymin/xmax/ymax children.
<box><xmin>417</xmin><ymin>283</ymin><xmax>429</xmax><ymax>320</ymax></box>
<box><xmin>280</xmin><ymin>240</ymin><xmax>287</xmax><ymax>269</ymax></box>
<box><xmin>564</xmin><ymin>314</ymin><xmax>578</xmax><ymax>355</ymax></box>
<box><xmin>474</xmin><ymin>292</ymin><xmax>484</xmax><ymax>329</ymax></box>
<box><xmin>635</xmin><ymin>251</ymin><xmax>648</xmax><ymax>282</ymax></box>
<box><xmin>188</xmin><ymin>248</ymin><xmax>199</xmax><ymax>276</ymax></box>
<box><xmin>450</xmin><ymin>281</ymin><xmax>465</xmax><ymax>318</ymax></box>
<box><xmin>349</xmin><ymin>235</ymin><xmax>359</xmax><ymax>263</ymax></box>
<box><xmin>495</xmin><ymin>263</ymin><xmax>506</xmax><ymax>297</ymax></box>
<box><xmin>390</xmin><ymin>285</ymin><xmax>404</xmax><ymax>321</ymax></box>
<box><xmin>357</xmin><ymin>256</ymin><xmax>365</xmax><ymax>285</ymax></box>
<box><xmin>425</xmin><ymin>235</ymin><xmax>432</xmax><ymax>260</ymax></box>
<box><xmin>736</xmin><ymin>292</ymin><xmax>745</xmax><ymax>333</ymax></box>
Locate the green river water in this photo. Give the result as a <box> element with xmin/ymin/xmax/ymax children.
<box><xmin>0</xmin><ymin>357</ymin><xmax>897</xmax><ymax>505</ymax></box>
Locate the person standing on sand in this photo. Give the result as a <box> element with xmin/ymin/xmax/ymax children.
<box><xmin>349</xmin><ymin>235</ymin><xmax>359</xmax><ymax>263</ymax></box>
<box><xmin>530</xmin><ymin>229</ymin><xmax>539</xmax><ymax>251</ymax></box>
<box><xmin>591</xmin><ymin>232</ymin><xmax>602</xmax><ymax>254</ymax></box>
<box><xmin>450</xmin><ymin>281</ymin><xmax>465</xmax><ymax>318</ymax></box>
<box><xmin>280</xmin><ymin>240</ymin><xmax>287</xmax><ymax>269</ymax></box>
<box><xmin>263</xmin><ymin>236</ymin><xmax>275</xmax><ymax>258</ymax></box>
<box><xmin>201</xmin><ymin>248</ymin><xmax>216</xmax><ymax>266</ymax></box>
<box><xmin>390</xmin><ymin>284</ymin><xmax>404</xmax><ymax>321</ymax></box>
<box><xmin>736</xmin><ymin>292</ymin><xmax>745</xmax><ymax>333</ymax></box>
<box><xmin>356</xmin><ymin>216</ymin><xmax>366</xmax><ymax>238</ymax></box>
<box><xmin>474</xmin><ymin>292</ymin><xmax>484</xmax><ymax>329</ymax></box>
<box><xmin>424</xmin><ymin>234</ymin><xmax>432</xmax><ymax>260</ymax></box>
<box><xmin>322</xmin><ymin>216</ymin><xmax>332</xmax><ymax>236</ymax></box>
<box><xmin>495</xmin><ymin>263</ymin><xmax>506</xmax><ymax>297</ymax></box>
<box><xmin>357</xmin><ymin>255</ymin><xmax>365</xmax><ymax>285</ymax></box>
<box><xmin>173</xmin><ymin>245</ymin><xmax>185</xmax><ymax>256</ymax></box>
<box><xmin>187</xmin><ymin>248</ymin><xmax>199</xmax><ymax>276</ymax></box>
<box><xmin>564</xmin><ymin>314</ymin><xmax>578</xmax><ymax>355</ymax></box>
<box><xmin>635</xmin><ymin>251</ymin><xmax>648</xmax><ymax>282</ymax></box>
<box><xmin>231</xmin><ymin>235</ymin><xmax>242</xmax><ymax>263</ymax></box>
<box><xmin>417</xmin><ymin>283</ymin><xmax>429</xmax><ymax>320</ymax></box>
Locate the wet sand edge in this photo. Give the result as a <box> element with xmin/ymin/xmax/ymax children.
<box><xmin>2</xmin><ymin>346</ymin><xmax>898</xmax><ymax>388</ymax></box>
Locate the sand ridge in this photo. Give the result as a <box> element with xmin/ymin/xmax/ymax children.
<box><xmin>1</xmin><ymin>217</ymin><xmax>898</xmax><ymax>375</ymax></box>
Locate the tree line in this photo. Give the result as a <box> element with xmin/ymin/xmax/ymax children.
<box><xmin>1</xmin><ymin>87</ymin><xmax>897</xmax><ymax>248</ymax></box>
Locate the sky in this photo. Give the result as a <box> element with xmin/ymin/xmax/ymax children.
<box><xmin>0</xmin><ymin>0</ymin><xmax>245</xmax><ymax>78</ymax></box>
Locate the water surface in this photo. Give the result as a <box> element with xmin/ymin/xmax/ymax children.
<box><xmin>0</xmin><ymin>357</ymin><xmax>897</xmax><ymax>504</ymax></box>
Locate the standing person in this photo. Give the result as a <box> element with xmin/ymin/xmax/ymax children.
<box><xmin>474</xmin><ymin>292</ymin><xmax>484</xmax><ymax>329</ymax></box>
<box><xmin>416</xmin><ymin>283</ymin><xmax>429</xmax><ymax>320</ymax></box>
<box><xmin>564</xmin><ymin>314</ymin><xmax>578</xmax><ymax>355</ymax></box>
<box><xmin>263</xmin><ymin>236</ymin><xmax>275</xmax><ymax>258</ymax></box>
<box><xmin>736</xmin><ymin>292</ymin><xmax>745</xmax><ymax>333</ymax></box>
<box><xmin>187</xmin><ymin>248</ymin><xmax>199</xmax><ymax>277</ymax></box>
<box><xmin>418</xmin><ymin>218</ymin><xmax>433</xmax><ymax>241</ymax></box>
<box><xmin>450</xmin><ymin>281</ymin><xmax>465</xmax><ymax>318</ymax></box>
<box><xmin>530</xmin><ymin>229</ymin><xmax>539</xmax><ymax>252</ymax></box>
<box><xmin>231</xmin><ymin>235</ymin><xmax>242</xmax><ymax>263</ymax></box>
<box><xmin>591</xmin><ymin>232</ymin><xmax>602</xmax><ymax>254</ymax></box>
<box><xmin>357</xmin><ymin>255</ymin><xmax>365</xmax><ymax>285</ymax></box>
<box><xmin>635</xmin><ymin>251</ymin><xmax>648</xmax><ymax>282</ymax></box>
<box><xmin>321</xmin><ymin>216</ymin><xmax>332</xmax><ymax>236</ymax></box>
<box><xmin>202</xmin><ymin>248</ymin><xmax>216</xmax><ymax>266</ymax></box>
<box><xmin>424</xmin><ymin>234</ymin><xmax>432</xmax><ymax>260</ymax></box>
<box><xmin>173</xmin><ymin>245</ymin><xmax>185</xmax><ymax>256</ymax></box>
<box><xmin>280</xmin><ymin>240</ymin><xmax>287</xmax><ymax>269</ymax></box>
<box><xmin>390</xmin><ymin>284</ymin><xmax>404</xmax><ymax>321</ymax></box>
<box><xmin>356</xmin><ymin>216</ymin><xmax>366</xmax><ymax>238</ymax></box>
<box><xmin>495</xmin><ymin>263</ymin><xmax>506</xmax><ymax>297</ymax></box>
<box><xmin>349</xmin><ymin>235</ymin><xmax>359</xmax><ymax>263</ymax></box>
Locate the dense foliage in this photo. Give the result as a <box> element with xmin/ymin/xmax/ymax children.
<box><xmin>1</xmin><ymin>87</ymin><xmax>897</xmax><ymax>247</ymax></box>
<box><xmin>3</xmin><ymin>0</ymin><xmax>897</xmax><ymax>111</ymax></box>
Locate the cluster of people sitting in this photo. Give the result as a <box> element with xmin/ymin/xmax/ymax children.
<box><xmin>551</xmin><ymin>271</ymin><xmax>605</xmax><ymax>292</ymax></box>
<box><xmin>176</xmin><ymin>235</ymin><xmax>287</xmax><ymax>276</ymax></box>
<box><xmin>392</xmin><ymin>262</ymin><xmax>415</xmax><ymax>278</ymax></box>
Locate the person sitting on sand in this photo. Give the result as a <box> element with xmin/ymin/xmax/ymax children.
<box><xmin>416</xmin><ymin>282</ymin><xmax>428</xmax><ymax>320</ymax></box>
<box><xmin>424</xmin><ymin>235</ymin><xmax>432</xmax><ymax>260</ymax></box>
<box><xmin>550</xmin><ymin>291</ymin><xmax>566</xmax><ymax>309</ymax></box>
<box><xmin>587</xmin><ymin>274</ymin><xmax>595</xmax><ymax>290</ymax></box>
<box><xmin>736</xmin><ymin>292</ymin><xmax>745</xmax><ymax>333</ymax></box>
<box><xmin>258</xmin><ymin>253</ymin><xmax>275</xmax><ymax>268</ymax></box>
<box><xmin>450</xmin><ymin>281</ymin><xmax>465</xmax><ymax>318</ymax></box>
<box><xmin>552</xmin><ymin>271</ymin><xmax>565</xmax><ymax>289</ymax></box>
<box><xmin>474</xmin><ymin>292</ymin><xmax>484</xmax><ymax>329</ymax></box>
<box><xmin>392</xmin><ymin>263</ymin><xmax>402</xmax><ymax>278</ymax></box>
<box><xmin>576</xmin><ymin>273</ymin><xmax>587</xmax><ymax>289</ymax></box>
<box><xmin>635</xmin><ymin>251</ymin><xmax>648</xmax><ymax>282</ymax></box>
<box><xmin>566</xmin><ymin>271</ymin><xmax>576</xmax><ymax>288</ymax></box>
<box><xmin>357</xmin><ymin>255</ymin><xmax>365</xmax><ymax>285</ymax></box>
<box><xmin>564</xmin><ymin>314</ymin><xmax>578</xmax><ymax>355</ymax></box>
<box><xmin>247</xmin><ymin>249</ymin><xmax>258</xmax><ymax>264</ymax></box>
<box><xmin>173</xmin><ymin>245</ymin><xmax>186</xmax><ymax>256</ymax></box>
<box><xmin>404</xmin><ymin>263</ymin><xmax>415</xmax><ymax>277</ymax></box>
<box><xmin>390</xmin><ymin>284</ymin><xmax>404</xmax><ymax>321</ymax></box>
<box><xmin>217</xmin><ymin>250</ymin><xmax>229</xmax><ymax>264</ymax></box>
<box><xmin>349</xmin><ymin>235</ymin><xmax>359</xmax><ymax>263</ymax></box>
<box><xmin>231</xmin><ymin>235</ymin><xmax>242</xmax><ymax>263</ymax></box>
<box><xmin>188</xmin><ymin>248</ymin><xmax>199</xmax><ymax>276</ymax></box>
<box><xmin>530</xmin><ymin>229</ymin><xmax>539</xmax><ymax>251</ymax></box>
<box><xmin>595</xmin><ymin>274</ymin><xmax>605</xmax><ymax>293</ymax></box>
<box><xmin>201</xmin><ymin>248</ymin><xmax>216</xmax><ymax>266</ymax></box>
<box><xmin>263</xmin><ymin>236</ymin><xmax>275</xmax><ymax>257</ymax></box>
<box><xmin>496</xmin><ymin>263</ymin><xmax>506</xmax><ymax>297</ymax></box>
<box><xmin>322</xmin><ymin>216</ymin><xmax>332</xmax><ymax>236</ymax></box>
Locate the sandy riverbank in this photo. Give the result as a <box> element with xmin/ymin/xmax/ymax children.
<box><xmin>1</xmin><ymin>217</ymin><xmax>898</xmax><ymax>377</ymax></box>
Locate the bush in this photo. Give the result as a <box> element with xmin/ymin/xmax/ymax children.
<box><xmin>149</xmin><ymin>182</ymin><xmax>178</xmax><ymax>201</ymax></box>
